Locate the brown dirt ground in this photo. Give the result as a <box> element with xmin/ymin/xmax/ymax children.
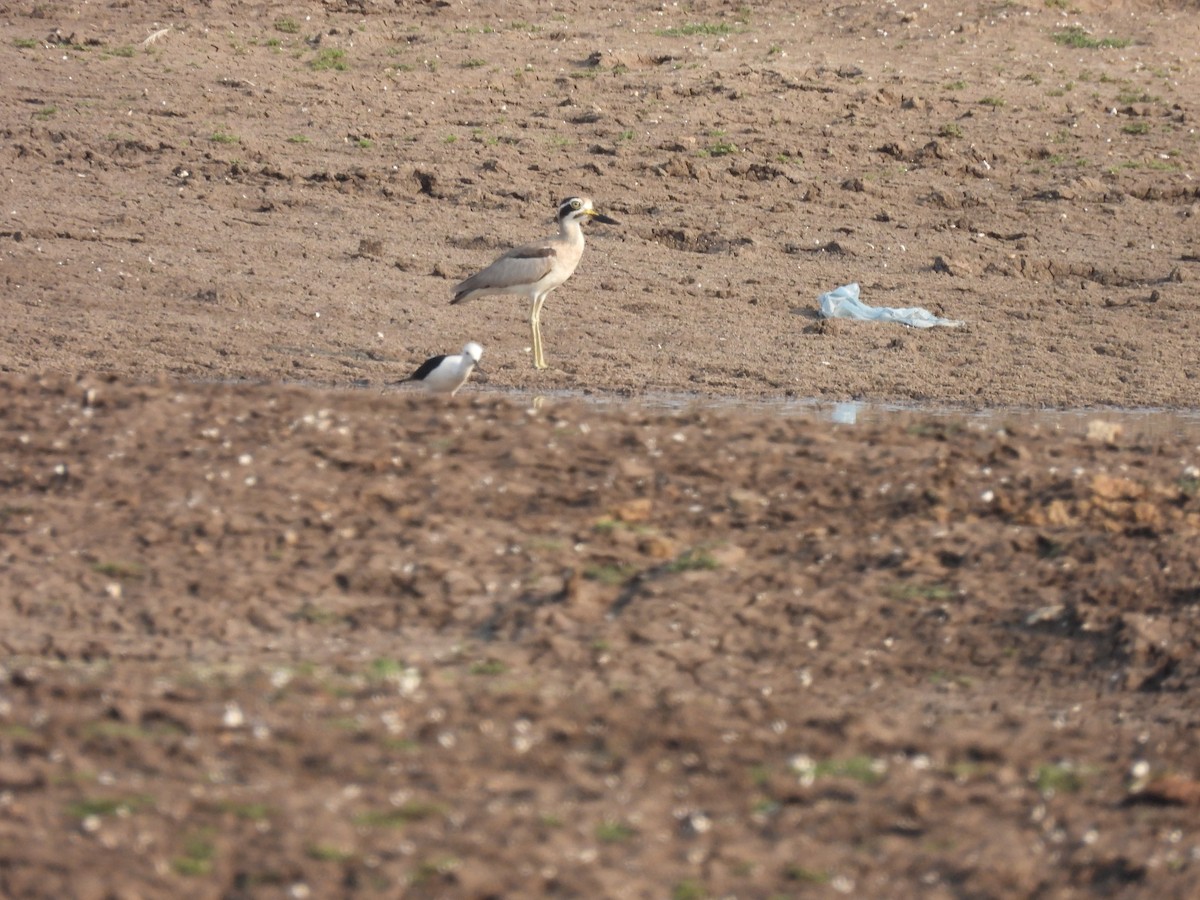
<box><xmin>2</xmin><ymin>1</ymin><xmax>1200</xmax><ymax>897</ymax></box>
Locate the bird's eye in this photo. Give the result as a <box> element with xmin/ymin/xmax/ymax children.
<box><xmin>569</xmin><ymin>199</ymin><xmax>582</xmax><ymax>210</ymax></box>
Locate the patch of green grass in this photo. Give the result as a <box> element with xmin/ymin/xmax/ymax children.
<box><xmin>68</xmin><ymin>794</ymin><xmax>154</xmax><ymax>819</ymax></box>
<box><xmin>14</xmin><ymin>37</ymin><xmax>39</xmax><ymax>48</ymax></box>
<box><xmin>92</xmin><ymin>559</ymin><xmax>144</xmax><ymax>579</ymax></box>
<box><xmin>886</xmin><ymin>581</ymin><xmax>955</xmax><ymax>602</ymax></box>
<box><xmin>752</xmin><ymin>797</ymin><xmax>780</xmax><ymax>817</ymax></box>
<box><xmin>287</xmin><ymin>134</ymin><xmax>310</xmax><ymax>144</ymax></box>
<box><xmin>172</xmin><ymin>857</ymin><xmax>211</xmax><ymax>876</ymax></box>
<box><xmin>593</xmin><ymin>517</ymin><xmax>620</xmax><ymax>535</ymax></box>
<box><xmin>462</xmin><ymin>58</ymin><xmax>486</xmax><ymax>68</ymax></box>
<box><xmin>939</xmin><ymin>122</ymin><xmax>964</xmax><ymax>139</ymax></box>
<box><xmin>355</xmin><ymin>138</ymin><xmax>373</xmax><ymax>149</ymax></box>
<box><xmin>1107</xmin><ymin>157</ymin><xmax>1178</xmax><ymax>174</ymax></box>
<box><xmin>173</xmin><ymin>830</ymin><xmax>216</xmax><ymax>876</ymax></box>
<box><xmin>595</xmin><ymin>820</ymin><xmax>638</xmax><ymax>843</ymax></box>
<box><xmin>793</xmin><ymin>754</ymin><xmax>887</xmax><ymax>785</ymax></box>
<box><xmin>328</xmin><ymin>715</ymin><xmax>366</xmax><ymax>733</ymax></box>
<box><xmin>1116</xmin><ymin>89</ymin><xmax>1158</xmax><ymax>105</ymax></box>
<box><xmin>943</xmin><ymin>79</ymin><xmax>967</xmax><ymax>91</ymax></box>
<box><xmin>1145</xmin><ymin>158</ymin><xmax>1180</xmax><ymax>172</ymax></box>
<box><xmin>591</xmin><ymin>515</ymin><xmax>660</xmax><ymax>538</ymax></box>
<box><xmin>655</xmin><ymin>22</ymin><xmax>736</xmax><ymax>38</ymax></box>
<box><xmin>274</xmin><ymin>18</ymin><xmax>301</xmax><ymax>35</ymax></box>
<box><xmin>444</xmin><ymin>134</ymin><xmax>458</xmax><ymax>144</ymax></box>
<box><xmin>950</xmin><ymin>760</ymin><xmax>991</xmax><ymax>781</ymax></box>
<box><xmin>1178</xmin><ymin>476</ymin><xmax>1199</xmax><ymax>496</ymax></box>
<box><xmin>107</xmin><ymin>45</ymin><xmax>136</xmax><ymax>58</ymax></box>
<box><xmin>355</xmin><ymin>802</ymin><xmax>442</xmax><ymax>828</ymax></box>
<box><xmin>290</xmin><ymin>602</ymin><xmax>343</xmax><ymax>625</ymax></box>
<box><xmin>749</xmin><ymin>764</ymin><xmax>771</xmax><ymax>787</ymax></box>
<box><xmin>666</xmin><ymin>548</ymin><xmax>719</xmax><ymax>573</ymax></box>
<box><xmin>307</xmin><ymin>844</ymin><xmax>354</xmax><ymax>862</ymax></box>
<box><xmin>583</xmin><ymin>563</ymin><xmax>638</xmax><ymax>586</ymax></box>
<box><xmin>1044</xmin><ymin>0</ymin><xmax>1069</xmax><ymax>9</ymax></box>
<box><xmin>783</xmin><ymin>864</ymin><xmax>831</xmax><ymax>883</ymax></box>
<box><xmin>672</xmin><ymin>880</ymin><xmax>708</xmax><ymax>900</ymax></box>
<box><xmin>381</xmin><ymin>737</ymin><xmax>419</xmax><ymax>754</ymax></box>
<box><xmin>469</xmin><ymin>659</ymin><xmax>507</xmax><ymax>676</ymax></box>
<box><xmin>509</xmin><ymin>21</ymin><xmax>542</xmax><ymax>32</ymax></box>
<box><xmin>84</xmin><ymin>720</ymin><xmax>185</xmax><ymax>741</ymax></box>
<box><xmin>819</xmin><ymin>755</ymin><xmax>887</xmax><ymax>784</ymax></box>
<box><xmin>210</xmin><ymin>130</ymin><xmax>239</xmax><ymax>144</ymax></box>
<box><xmin>1052</xmin><ymin>26</ymin><xmax>1130</xmax><ymax>49</ymax></box>
<box><xmin>215</xmin><ymin>801</ymin><xmax>271</xmax><ymax>821</ymax></box>
<box><xmin>33</xmin><ymin>105</ymin><xmax>57</xmax><ymax>121</ymax></box>
<box><xmin>311</xmin><ymin>48</ymin><xmax>348</xmax><ymax>71</ymax></box>
<box><xmin>700</xmin><ymin>141</ymin><xmax>738</xmax><ymax>158</ymax></box>
<box><xmin>1033</xmin><ymin>762</ymin><xmax>1085</xmax><ymax>795</ymax></box>
<box><xmin>979</xmin><ymin>96</ymin><xmax>1006</xmax><ymax>108</ymax></box>
<box><xmin>410</xmin><ymin>856</ymin><xmax>461</xmax><ymax>884</ymax></box>
<box><xmin>367</xmin><ymin>658</ymin><xmax>405</xmax><ymax>680</ymax></box>
<box><xmin>1121</xmin><ymin>122</ymin><xmax>1151</xmax><ymax>135</ymax></box>
<box><xmin>928</xmin><ymin>669</ymin><xmax>974</xmax><ymax>688</ymax></box>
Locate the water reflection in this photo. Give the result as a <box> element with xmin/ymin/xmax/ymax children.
<box><xmin>500</xmin><ymin>388</ymin><xmax>1200</xmax><ymax>442</ymax></box>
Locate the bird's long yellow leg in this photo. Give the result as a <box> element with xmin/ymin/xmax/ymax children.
<box><xmin>530</xmin><ymin>294</ymin><xmax>548</xmax><ymax>370</ymax></box>
<box><xmin>529</xmin><ymin>300</ymin><xmax>541</xmax><ymax>369</ymax></box>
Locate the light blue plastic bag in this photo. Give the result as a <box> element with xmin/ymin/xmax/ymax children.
<box><xmin>818</xmin><ymin>283</ymin><xmax>963</xmax><ymax>329</ymax></box>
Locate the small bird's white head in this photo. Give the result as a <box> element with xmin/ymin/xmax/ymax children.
<box><xmin>462</xmin><ymin>342</ymin><xmax>484</xmax><ymax>363</ymax></box>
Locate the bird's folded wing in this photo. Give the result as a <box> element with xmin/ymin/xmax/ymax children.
<box><xmin>407</xmin><ymin>354</ymin><xmax>448</xmax><ymax>381</ymax></box>
<box><xmin>458</xmin><ymin>247</ymin><xmax>557</xmax><ymax>294</ymax></box>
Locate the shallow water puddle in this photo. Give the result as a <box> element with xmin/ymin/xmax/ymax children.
<box><xmin>493</xmin><ymin>388</ymin><xmax>1200</xmax><ymax>442</ymax></box>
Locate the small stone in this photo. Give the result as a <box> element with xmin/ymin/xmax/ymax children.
<box><xmin>222</xmin><ymin>702</ymin><xmax>245</xmax><ymax>729</ymax></box>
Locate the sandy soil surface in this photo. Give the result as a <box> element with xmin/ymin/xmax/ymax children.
<box><xmin>2</xmin><ymin>1</ymin><xmax>1200</xmax><ymax>897</ymax></box>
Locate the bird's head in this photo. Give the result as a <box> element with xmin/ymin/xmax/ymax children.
<box><xmin>557</xmin><ymin>196</ymin><xmax>619</xmax><ymax>226</ymax></box>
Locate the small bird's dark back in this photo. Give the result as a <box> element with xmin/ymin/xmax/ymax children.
<box><xmin>401</xmin><ymin>354</ymin><xmax>447</xmax><ymax>383</ymax></box>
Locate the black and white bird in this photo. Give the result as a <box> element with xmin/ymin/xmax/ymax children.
<box><xmin>395</xmin><ymin>342</ymin><xmax>483</xmax><ymax>396</ymax></box>
<box><xmin>451</xmin><ymin>196</ymin><xmax>619</xmax><ymax>370</ymax></box>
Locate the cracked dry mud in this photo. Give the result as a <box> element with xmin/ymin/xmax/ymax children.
<box><xmin>2</xmin><ymin>1</ymin><xmax>1200</xmax><ymax>898</ymax></box>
